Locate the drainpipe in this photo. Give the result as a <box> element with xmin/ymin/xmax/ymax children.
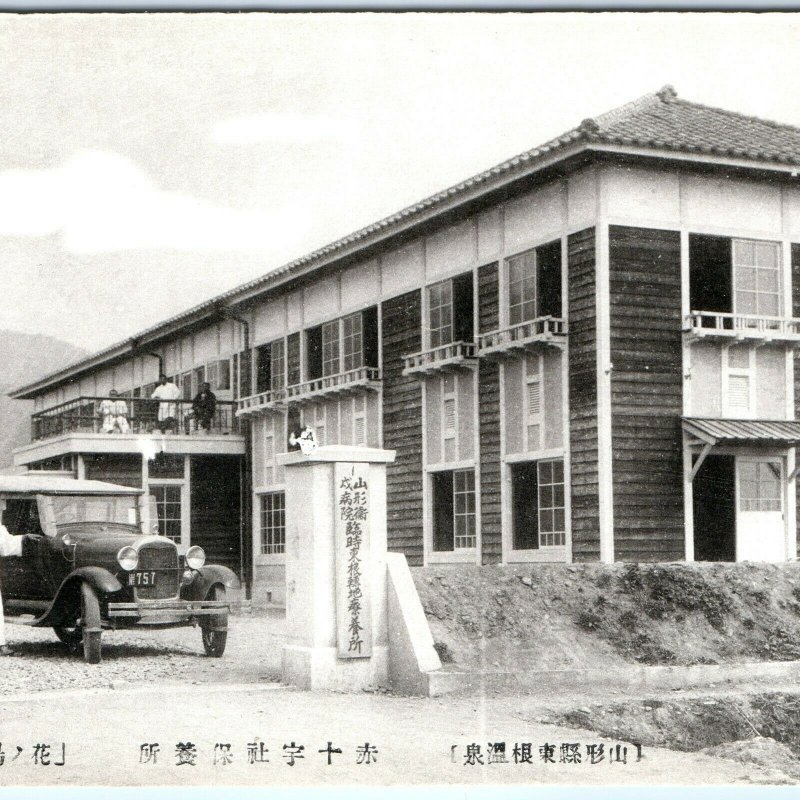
<box><xmin>226</xmin><ymin>311</ymin><xmax>253</xmax><ymax>601</ymax></box>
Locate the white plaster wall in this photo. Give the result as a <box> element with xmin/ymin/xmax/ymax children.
<box><xmin>426</xmin><ymin>220</ymin><xmax>476</xmax><ymax>282</ymax></box>
<box><xmin>543</xmin><ymin>349</ymin><xmax>563</xmax><ymax>450</ymax></box>
<box><xmin>603</xmin><ymin>166</ymin><xmax>681</xmax><ymax>223</ymax></box>
<box><xmin>341</xmin><ymin>260</ymin><xmax>380</xmax><ymax>313</ymax></box>
<box><xmin>94</xmin><ymin>368</ymin><xmax>114</xmax><ymax>396</ymax></box>
<box><xmin>756</xmin><ymin>348</ymin><xmax>787</xmax><ymax>419</ymax></box>
<box><xmin>477</xmin><ymin>208</ymin><xmax>502</xmax><ymax>261</ymax></box>
<box><xmin>193</xmin><ymin>326</ymin><xmax>218</xmax><ymax>363</ymax></box>
<box><xmin>425</xmin><ymin>379</ymin><xmax>442</xmax><ymax>465</ymax></box>
<box><xmin>568</xmin><ymin>167</ymin><xmax>597</xmax><ymax>231</ymax></box>
<box><xmin>458</xmin><ymin>371</ymin><xmax>475</xmax><ymax>462</ymax></box>
<box><xmin>381</xmin><ymin>241</ymin><xmax>425</xmax><ymax>299</ymax></box>
<box><xmin>689</xmin><ymin>343</ymin><xmax>722</xmax><ymax>418</ymax></box>
<box><xmin>304</xmin><ymin>275</ymin><xmax>340</xmax><ymax>326</ymax></box>
<box><xmin>286</xmin><ymin>290</ymin><xmax>304</xmax><ymax>331</ymax></box>
<box><xmin>682</xmin><ymin>175</ymin><xmax>783</xmax><ymax>233</ymax></box>
<box><xmin>504</xmin><ymin>182</ymin><xmax>566</xmax><ymax>253</ymax></box>
<box><xmin>504</xmin><ymin>360</ymin><xmax>524</xmax><ymax>455</ymax></box>
<box><xmin>253</xmin><ymin>298</ymin><xmax>286</xmax><ymax>346</ymax></box>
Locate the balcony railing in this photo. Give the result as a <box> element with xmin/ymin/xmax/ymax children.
<box><xmin>684</xmin><ymin>311</ymin><xmax>800</xmax><ymax>344</ymax></box>
<box><xmin>402</xmin><ymin>341</ymin><xmax>478</xmax><ymax>377</ymax></box>
<box><xmin>236</xmin><ymin>388</ymin><xmax>288</xmax><ymax>417</ymax></box>
<box><xmin>285</xmin><ymin>366</ymin><xmax>382</xmax><ymax>405</ymax></box>
<box><xmin>478</xmin><ymin>316</ymin><xmax>568</xmax><ymax>357</ymax></box>
<box><xmin>31</xmin><ymin>397</ymin><xmax>240</xmax><ymax>442</ymax></box>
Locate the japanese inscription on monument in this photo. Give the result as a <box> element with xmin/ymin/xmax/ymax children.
<box><xmin>334</xmin><ymin>463</ymin><xmax>372</xmax><ymax>659</ymax></box>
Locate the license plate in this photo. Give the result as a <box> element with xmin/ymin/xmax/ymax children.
<box><xmin>129</xmin><ymin>571</ymin><xmax>157</xmax><ymax>587</ymax></box>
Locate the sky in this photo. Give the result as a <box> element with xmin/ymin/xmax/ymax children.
<box><xmin>1</xmin><ymin>11</ymin><xmax>800</xmax><ymax>353</ymax></box>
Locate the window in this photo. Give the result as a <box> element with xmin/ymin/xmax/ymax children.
<box><xmin>511</xmin><ymin>458</ymin><xmax>566</xmax><ymax>550</ymax></box>
<box><xmin>432</xmin><ymin>469</ymin><xmax>476</xmax><ymax>552</ymax></box>
<box><xmin>342</xmin><ymin>312</ymin><xmax>363</xmax><ymax>372</ymax></box>
<box><xmin>217</xmin><ymin>358</ymin><xmax>231</xmax><ymax>391</ymax></box>
<box><xmin>733</xmin><ymin>239</ymin><xmax>781</xmax><ymax>317</ymax></box>
<box><xmin>322</xmin><ymin>320</ymin><xmax>340</xmax><ymax>377</ymax></box>
<box><xmin>428</xmin><ymin>274</ymin><xmax>473</xmax><ymax>348</ymax></box>
<box><xmin>260</xmin><ymin>492</ymin><xmax>286</xmax><ymax>555</ymax></box>
<box><xmin>149</xmin><ymin>485</ymin><xmax>182</xmax><ymax>542</ymax></box>
<box><xmin>270</xmin><ymin>341</ymin><xmax>284</xmax><ymax>391</ymax></box>
<box><xmin>180</xmin><ymin>371</ymin><xmax>192</xmax><ymax>400</ymax></box>
<box><xmin>507</xmin><ymin>239</ymin><xmax>562</xmax><ymax>325</ymax></box>
<box><xmin>429</xmin><ymin>281</ymin><xmax>453</xmax><ymax>348</ymax></box>
<box><xmin>256</xmin><ymin>340</ymin><xmax>284</xmax><ymax>394</ymax></box>
<box><xmin>690</xmin><ymin>234</ymin><xmax>782</xmax><ymax>317</ymax></box>
<box><xmin>286</xmin><ymin>333</ymin><xmax>301</xmax><ymax>386</ymax></box>
<box><xmin>739</xmin><ymin>460</ymin><xmax>782</xmax><ymax>512</ymax></box>
<box><xmin>192</xmin><ymin>366</ymin><xmax>205</xmax><ymax>395</ymax></box>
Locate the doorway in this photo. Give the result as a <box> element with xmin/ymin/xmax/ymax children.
<box><xmin>693</xmin><ymin>454</ymin><xmax>736</xmax><ymax>562</ymax></box>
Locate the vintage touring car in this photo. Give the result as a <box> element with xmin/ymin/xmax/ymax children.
<box><xmin>0</xmin><ymin>474</ymin><xmax>239</xmax><ymax>663</ymax></box>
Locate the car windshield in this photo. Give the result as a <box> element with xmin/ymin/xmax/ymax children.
<box><xmin>50</xmin><ymin>494</ymin><xmax>139</xmax><ymax>526</ymax></box>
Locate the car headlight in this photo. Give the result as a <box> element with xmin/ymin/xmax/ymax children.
<box><xmin>117</xmin><ymin>546</ymin><xmax>139</xmax><ymax>571</ymax></box>
<box><xmin>186</xmin><ymin>546</ymin><xmax>206</xmax><ymax>570</ymax></box>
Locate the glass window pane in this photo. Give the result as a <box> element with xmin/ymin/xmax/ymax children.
<box><xmin>758</xmin><ymin>293</ymin><xmax>780</xmax><ymax>316</ymax></box>
<box><xmin>736</xmin><ymin>291</ymin><xmax>757</xmax><ymax>314</ymax></box>
<box><xmin>755</xmin><ymin>242</ymin><xmax>779</xmax><ymax>268</ymax></box>
<box><xmin>735</xmin><ymin>267</ymin><xmax>757</xmax><ymax>291</ymax></box>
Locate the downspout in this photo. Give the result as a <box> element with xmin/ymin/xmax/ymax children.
<box><xmin>226</xmin><ymin>312</ymin><xmax>253</xmax><ymax>601</ymax></box>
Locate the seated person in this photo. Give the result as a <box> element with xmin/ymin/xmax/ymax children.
<box><xmin>191</xmin><ymin>382</ymin><xmax>217</xmax><ymax>433</ymax></box>
<box><xmin>99</xmin><ymin>389</ymin><xmax>130</xmax><ymax>434</ymax></box>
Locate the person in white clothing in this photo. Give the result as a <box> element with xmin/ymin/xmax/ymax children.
<box><xmin>0</xmin><ymin>503</ymin><xmax>26</xmax><ymax>656</ymax></box>
<box><xmin>151</xmin><ymin>374</ymin><xmax>181</xmax><ymax>434</ymax></box>
<box><xmin>99</xmin><ymin>389</ymin><xmax>130</xmax><ymax>434</ymax></box>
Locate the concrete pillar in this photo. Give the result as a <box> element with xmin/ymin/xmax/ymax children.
<box><xmin>277</xmin><ymin>444</ymin><xmax>395</xmax><ymax>691</ymax></box>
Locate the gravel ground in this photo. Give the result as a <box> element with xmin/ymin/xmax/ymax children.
<box><xmin>1</xmin><ymin>612</ymin><xmax>287</xmax><ymax>694</ymax></box>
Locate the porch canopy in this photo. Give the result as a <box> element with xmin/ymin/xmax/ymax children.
<box><xmin>683</xmin><ymin>417</ymin><xmax>800</xmax><ymax>481</ymax></box>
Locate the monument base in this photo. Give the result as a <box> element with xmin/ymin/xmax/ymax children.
<box><xmin>282</xmin><ymin>644</ymin><xmax>389</xmax><ymax>692</ymax></box>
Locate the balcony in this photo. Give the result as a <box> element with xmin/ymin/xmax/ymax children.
<box><xmin>285</xmin><ymin>366</ymin><xmax>382</xmax><ymax>406</ymax></box>
<box><xmin>477</xmin><ymin>316</ymin><xmax>568</xmax><ymax>358</ymax></box>
<box><xmin>15</xmin><ymin>396</ymin><xmax>245</xmax><ymax>468</ymax></box>
<box><xmin>402</xmin><ymin>341</ymin><xmax>478</xmax><ymax>378</ymax></box>
<box><xmin>236</xmin><ymin>389</ymin><xmax>287</xmax><ymax>418</ymax></box>
<box><xmin>31</xmin><ymin>396</ymin><xmax>240</xmax><ymax>441</ymax></box>
<box><xmin>684</xmin><ymin>312</ymin><xmax>800</xmax><ymax>346</ymax></box>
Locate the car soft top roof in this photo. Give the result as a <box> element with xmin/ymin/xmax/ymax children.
<box><xmin>0</xmin><ymin>475</ymin><xmax>143</xmax><ymax>497</ymax></box>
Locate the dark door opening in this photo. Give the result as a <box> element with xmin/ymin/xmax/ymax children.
<box><xmin>693</xmin><ymin>454</ymin><xmax>736</xmax><ymax>562</ymax></box>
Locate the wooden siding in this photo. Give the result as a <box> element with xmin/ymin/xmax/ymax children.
<box><xmin>793</xmin><ymin>243</ymin><xmax>800</xmax><ymax>554</ymax></box>
<box><xmin>567</xmin><ymin>228</ymin><xmax>600</xmax><ymax>561</ymax></box>
<box><xmin>381</xmin><ymin>290</ymin><xmax>424</xmax><ymax>565</ymax></box>
<box><xmin>478</xmin><ymin>262</ymin><xmax>501</xmax><ymax>564</ymax></box>
<box><xmin>609</xmin><ymin>225</ymin><xmax>684</xmax><ymax>561</ymax></box>
<box><xmin>190</xmin><ymin>455</ymin><xmax>244</xmax><ymax>578</ymax></box>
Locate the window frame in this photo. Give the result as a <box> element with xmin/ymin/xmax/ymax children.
<box><xmin>259</xmin><ymin>491</ymin><xmax>286</xmax><ymax>556</ymax></box>
<box><xmin>732</xmin><ymin>238</ymin><xmax>782</xmax><ymax>318</ymax></box>
<box><xmin>148</xmin><ymin>483</ymin><xmax>183</xmax><ymax>543</ymax></box>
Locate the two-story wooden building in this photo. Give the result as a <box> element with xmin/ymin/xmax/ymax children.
<box><xmin>12</xmin><ymin>86</ymin><xmax>800</xmax><ymax>605</ymax></box>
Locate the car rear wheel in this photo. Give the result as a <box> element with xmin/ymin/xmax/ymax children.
<box><xmin>52</xmin><ymin>624</ymin><xmax>82</xmax><ymax>649</ymax></box>
<box><xmin>200</xmin><ymin>585</ymin><xmax>228</xmax><ymax>658</ymax></box>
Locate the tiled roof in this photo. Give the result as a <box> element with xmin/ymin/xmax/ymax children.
<box><xmin>683</xmin><ymin>417</ymin><xmax>800</xmax><ymax>445</ymax></box>
<box><xmin>585</xmin><ymin>85</ymin><xmax>800</xmax><ymax>166</ymax></box>
<box><xmin>13</xmin><ymin>86</ymin><xmax>800</xmax><ymax>398</ymax></box>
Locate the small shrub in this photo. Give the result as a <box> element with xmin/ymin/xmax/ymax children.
<box><xmin>619</xmin><ymin>610</ymin><xmax>638</xmax><ymax>631</ymax></box>
<box><xmin>433</xmin><ymin>641</ymin><xmax>454</xmax><ymax>664</ymax></box>
<box><xmin>576</xmin><ymin>610</ymin><xmax>603</xmax><ymax>631</ymax></box>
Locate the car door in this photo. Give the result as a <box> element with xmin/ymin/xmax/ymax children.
<box><xmin>0</xmin><ymin>499</ymin><xmax>50</xmax><ymax>600</ymax></box>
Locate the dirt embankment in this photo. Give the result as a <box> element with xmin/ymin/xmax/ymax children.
<box><xmin>413</xmin><ymin>562</ymin><xmax>800</xmax><ymax>672</ymax></box>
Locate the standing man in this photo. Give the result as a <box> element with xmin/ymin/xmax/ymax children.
<box><xmin>0</xmin><ymin>501</ymin><xmax>36</xmax><ymax>656</ymax></box>
<box><xmin>151</xmin><ymin>374</ymin><xmax>181</xmax><ymax>434</ymax></box>
<box><xmin>192</xmin><ymin>381</ymin><xmax>217</xmax><ymax>433</ymax></box>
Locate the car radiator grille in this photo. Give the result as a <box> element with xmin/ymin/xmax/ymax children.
<box><xmin>136</xmin><ymin>542</ymin><xmax>179</xmax><ymax>600</ymax></box>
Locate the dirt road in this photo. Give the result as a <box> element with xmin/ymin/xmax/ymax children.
<box><xmin>0</xmin><ymin>615</ymin><xmax>788</xmax><ymax>787</ymax></box>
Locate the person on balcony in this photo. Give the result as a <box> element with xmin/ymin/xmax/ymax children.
<box><xmin>191</xmin><ymin>382</ymin><xmax>217</xmax><ymax>433</ymax></box>
<box><xmin>99</xmin><ymin>389</ymin><xmax>130</xmax><ymax>434</ymax></box>
<box><xmin>151</xmin><ymin>374</ymin><xmax>181</xmax><ymax>434</ymax></box>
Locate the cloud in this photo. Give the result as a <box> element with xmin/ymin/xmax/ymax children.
<box><xmin>0</xmin><ymin>151</ymin><xmax>309</xmax><ymax>254</ymax></box>
<box><xmin>211</xmin><ymin>111</ymin><xmax>360</xmax><ymax>145</ymax></box>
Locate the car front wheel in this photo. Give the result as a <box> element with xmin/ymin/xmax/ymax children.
<box><xmin>200</xmin><ymin>585</ymin><xmax>228</xmax><ymax>658</ymax></box>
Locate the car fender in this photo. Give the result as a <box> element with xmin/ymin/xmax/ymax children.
<box><xmin>32</xmin><ymin>567</ymin><xmax>124</xmax><ymax>628</ymax></box>
<box><xmin>189</xmin><ymin>564</ymin><xmax>240</xmax><ymax>599</ymax></box>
